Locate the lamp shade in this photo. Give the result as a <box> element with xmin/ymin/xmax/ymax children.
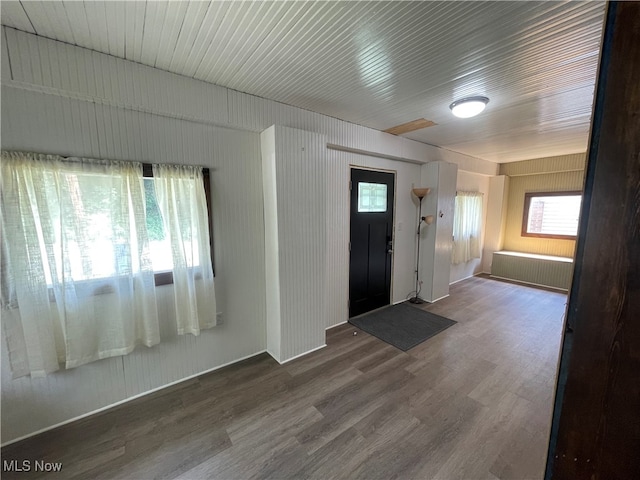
<box><xmin>412</xmin><ymin>187</ymin><xmax>430</xmax><ymax>199</ymax></box>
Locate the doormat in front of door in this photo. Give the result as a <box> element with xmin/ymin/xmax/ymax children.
<box><xmin>348</xmin><ymin>302</ymin><xmax>456</xmax><ymax>351</ymax></box>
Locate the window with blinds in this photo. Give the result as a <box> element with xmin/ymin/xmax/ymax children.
<box><xmin>522</xmin><ymin>191</ymin><xmax>582</xmax><ymax>239</ymax></box>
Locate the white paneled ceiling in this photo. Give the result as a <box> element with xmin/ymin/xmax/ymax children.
<box><xmin>0</xmin><ymin>1</ymin><xmax>606</xmax><ymax>163</ymax></box>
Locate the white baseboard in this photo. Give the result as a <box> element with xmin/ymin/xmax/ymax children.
<box><xmin>449</xmin><ymin>275</ymin><xmax>473</xmax><ymax>286</ymax></box>
<box><xmin>450</xmin><ymin>272</ymin><xmax>486</xmax><ymax>286</ymax></box>
<box><xmin>1</xmin><ymin>349</ymin><xmax>268</xmax><ymax>448</ymax></box>
<box><xmin>266</xmin><ymin>347</ymin><xmax>281</xmax><ymax>364</ymax></box>
<box><xmin>326</xmin><ymin>320</ymin><xmax>348</xmax><ymax>330</ymax></box>
<box><xmin>428</xmin><ymin>293</ymin><xmax>450</xmax><ymax>303</ymax></box>
<box><xmin>275</xmin><ymin>344</ymin><xmax>327</xmax><ymax>365</ymax></box>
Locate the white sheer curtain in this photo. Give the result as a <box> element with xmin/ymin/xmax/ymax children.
<box><xmin>1</xmin><ymin>152</ymin><xmax>159</xmax><ymax>378</ymax></box>
<box><xmin>452</xmin><ymin>191</ymin><xmax>484</xmax><ymax>265</ymax></box>
<box><xmin>153</xmin><ymin>164</ymin><xmax>216</xmax><ymax>335</ymax></box>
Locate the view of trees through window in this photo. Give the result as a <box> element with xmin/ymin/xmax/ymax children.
<box><xmin>40</xmin><ymin>172</ymin><xmax>208</xmax><ymax>285</ymax></box>
<box><xmin>143</xmin><ymin>178</ymin><xmax>173</xmax><ymax>273</ymax></box>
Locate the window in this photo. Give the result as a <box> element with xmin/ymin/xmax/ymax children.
<box><xmin>1</xmin><ymin>151</ymin><xmax>217</xmax><ymax>378</ymax></box>
<box><xmin>142</xmin><ymin>164</ymin><xmax>214</xmax><ymax>286</ymax></box>
<box><xmin>29</xmin><ymin>164</ymin><xmax>212</xmax><ymax>288</ymax></box>
<box><xmin>358</xmin><ymin>182</ymin><xmax>387</xmax><ymax>212</ymax></box>
<box><xmin>452</xmin><ymin>191</ymin><xmax>483</xmax><ymax>265</ymax></box>
<box><xmin>522</xmin><ymin>191</ymin><xmax>582</xmax><ymax>239</ymax></box>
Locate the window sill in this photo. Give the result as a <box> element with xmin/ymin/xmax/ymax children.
<box><xmin>45</xmin><ymin>269</ymin><xmax>212</xmax><ymax>300</ymax></box>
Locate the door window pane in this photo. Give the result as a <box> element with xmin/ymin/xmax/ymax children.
<box><xmin>358</xmin><ymin>182</ymin><xmax>387</xmax><ymax>212</ymax></box>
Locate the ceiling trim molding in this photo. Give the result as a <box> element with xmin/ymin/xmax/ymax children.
<box><xmin>327</xmin><ymin>143</ymin><xmax>424</xmax><ymax>165</ymax></box>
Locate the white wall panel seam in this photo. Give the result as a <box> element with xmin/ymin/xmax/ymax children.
<box><xmin>2</xmin><ymin>26</ymin><xmax>14</xmax><ymax>81</ymax></box>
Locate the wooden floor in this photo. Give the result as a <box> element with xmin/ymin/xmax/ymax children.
<box><xmin>1</xmin><ymin>276</ymin><xmax>567</xmax><ymax>479</ymax></box>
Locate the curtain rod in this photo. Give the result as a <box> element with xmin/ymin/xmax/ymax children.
<box><xmin>2</xmin><ymin>150</ymin><xmax>211</xmax><ymax>174</ymax></box>
<box><xmin>456</xmin><ymin>190</ymin><xmax>484</xmax><ymax>196</ymax></box>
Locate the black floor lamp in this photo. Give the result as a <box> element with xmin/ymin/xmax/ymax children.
<box><xmin>409</xmin><ymin>187</ymin><xmax>434</xmax><ymax>304</ymax></box>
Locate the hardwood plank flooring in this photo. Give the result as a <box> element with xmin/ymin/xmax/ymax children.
<box><xmin>1</xmin><ymin>276</ymin><xmax>566</xmax><ymax>479</ymax></box>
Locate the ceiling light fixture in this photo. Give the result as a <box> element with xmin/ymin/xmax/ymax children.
<box><xmin>449</xmin><ymin>96</ymin><xmax>489</xmax><ymax>118</ymax></box>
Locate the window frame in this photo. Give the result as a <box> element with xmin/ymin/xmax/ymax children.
<box><xmin>357</xmin><ymin>181</ymin><xmax>388</xmax><ymax>213</ymax></box>
<box><xmin>142</xmin><ymin>163</ymin><xmax>214</xmax><ymax>286</ymax></box>
<box><xmin>521</xmin><ymin>190</ymin><xmax>582</xmax><ymax>240</ymax></box>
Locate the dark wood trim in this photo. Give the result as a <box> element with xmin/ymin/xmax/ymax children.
<box><xmin>142</xmin><ymin>162</ymin><xmax>154</xmax><ymax>178</ymax></box>
<box><xmin>523</xmin><ymin>190</ymin><xmax>583</xmax><ymax>198</ymax></box>
<box><xmin>154</xmin><ymin>271</ymin><xmax>174</xmax><ymax>287</ymax></box>
<box><xmin>521</xmin><ymin>233</ymin><xmax>576</xmax><ymax>240</ymax></box>
<box><xmin>521</xmin><ymin>190</ymin><xmax>582</xmax><ymax>240</ymax></box>
<box><xmin>202</xmin><ymin>167</ymin><xmax>214</xmax><ymax>276</ymax></box>
<box><xmin>141</xmin><ymin>163</ymin><xmax>210</xmax><ymax>178</ymax></box>
<box><xmin>546</xmin><ymin>2</ymin><xmax>640</xmax><ymax>478</ymax></box>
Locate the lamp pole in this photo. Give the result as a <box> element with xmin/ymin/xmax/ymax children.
<box><xmin>409</xmin><ymin>195</ymin><xmax>425</xmax><ymax>304</ymax></box>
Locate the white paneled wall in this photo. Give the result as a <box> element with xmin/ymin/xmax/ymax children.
<box><xmin>431</xmin><ymin>163</ymin><xmax>458</xmax><ymax>301</ymax></box>
<box><xmin>262</xmin><ymin>126</ymin><xmax>327</xmax><ymax>363</ymax></box>
<box><xmin>1</xmin><ymin>87</ymin><xmax>266</xmax><ymax>443</ymax></box>
<box><xmin>418</xmin><ymin>161</ymin><xmax>458</xmax><ymax>302</ymax></box>
<box><xmin>1</xmin><ymin>27</ymin><xmax>493</xmax><ymax>443</ymax></box>
<box><xmin>261</xmin><ymin>127</ymin><xmax>282</xmax><ymax>360</ymax></box>
<box><xmin>2</xmin><ymin>26</ymin><xmax>498</xmax><ymax>173</ymax></box>
<box><xmin>3</xmin><ymin>27</ymin><xmax>229</xmax><ymax>126</ymax></box>
<box><xmin>325</xmin><ymin>151</ymin><xmax>422</xmax><ymax>319</ymax></box>
<box><xmin>483</xmin><ymin>176</ymin><xmax>511</xmax><ymax>273</ymax></box>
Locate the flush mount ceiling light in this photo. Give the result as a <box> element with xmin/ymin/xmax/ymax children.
<box><xmin>449</xmin><ymin>96</ymin><xmax>490</xmax><ymax>118</ymax></box>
